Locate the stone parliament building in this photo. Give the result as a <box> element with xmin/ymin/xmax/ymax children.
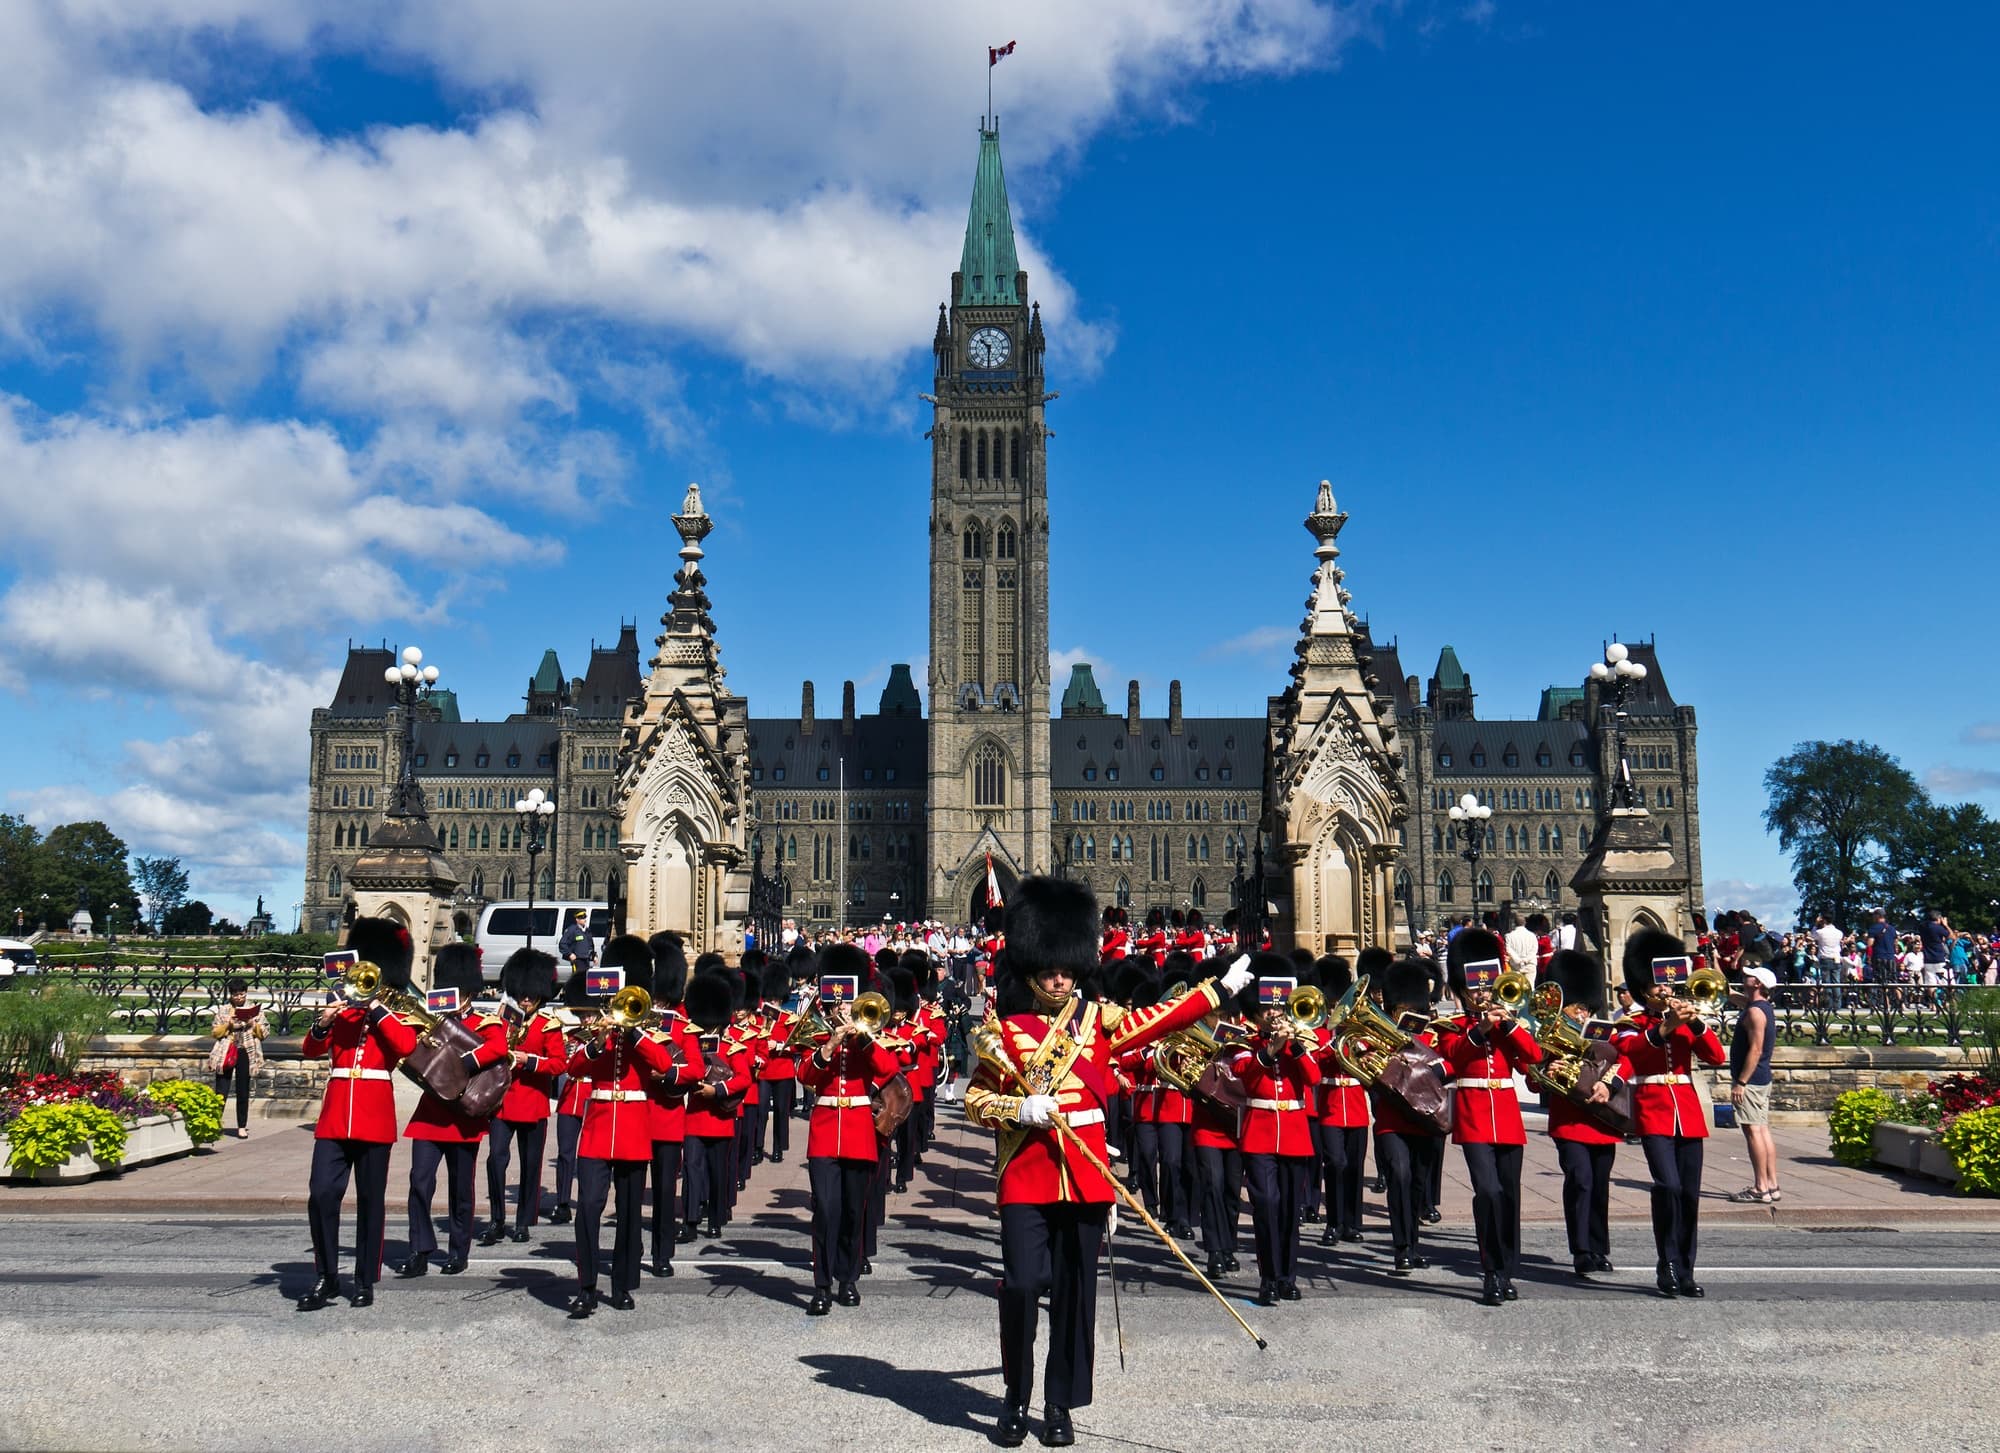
<box><xmin>302</xmin><ymin>125</ymin><xmax>1703</xmax><ymax>955</ymax></box>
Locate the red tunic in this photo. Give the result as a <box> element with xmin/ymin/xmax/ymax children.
<box><xmin>797</xmin><ymin>1038</ymin><xmax>902</xmax><ymax>1161</ymax></box>
<box><xmin>1191</xmin><ymin>1089</ymin><xmax>1242</xmax><ymax>1151</ymax></box>
<box><xmin>1546</xmin><ymin>1041</ymin><xmax>1632</xmax><ymax>1147</ymax></box>
<box><xmin>1125</xmin><ymin>1049</ymin><xmax>1159</xmax><ymax>1125</ymax></box>
<box><xmin>1311</xmin><ymin>1023</ymin><xmax>1371</xmax><ymax>1129</ymax></box>
<box><xmin>406</xmin><ymin>1012</ymin><xmax>511</xmax><ymax>1142</ymax></box>
<box><xmin>1134</xmin><ymin>930</ymin><xmax>1167</xmax><ymax>966</ymax></box>
<box><xmin>1436</xmin><ymin>1015</ymin><xmax>1543</xmax><ymax>1147</ymax></box>
<box><xmin>756</xmin><ymin>1004</ymin><xmax>799</xmax><ymax>1083</ymax></box>
<box><xmin>641</xmin><ymin>1010</ymin><xmax>708</xmax><ymax>1142</ymax></box>
<box><xmin>1101</xmin><ymin>928</ymin><xmax>1130</xmax><ymax>960</ymax></box>
<box><xmin>1614</xmin><ymin>1012</ymin><xmax>1724</xmax><ymax>1138</ymax></box>
<box><xmin>965</xmin><ymin>982</ymin><xmax>1224</xmax><ymax>1206</ymax></box>
<box><xmin>684</xmin><ymin>1033</ymin><xmax>753</xmax><ymax>1139</ymax></box>
<box><xmin>567</xmin><ymin>1030</ymin><xmax>677</xmax><ymax>1161</ymax></box>
<box><xmin>303</xmin><ymin>1006</ymin><xmax>420</xmax><ymax>1143</ymax></box>
<box><xmin>1232</xmin><ymin>1036</ymin><xmax>1321</xmax><ymax>1156</ymax></box>
<box><xmin>732</xmin><ymin>1014</ymin><xmax>769</xmax><ymax>1105</ymax></box>
<box><xmin>498</xmin><ymin>1011</ymin><xmax>567</xmax><ymax>1123</ymax></box>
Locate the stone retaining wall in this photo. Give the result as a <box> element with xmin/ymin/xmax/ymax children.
<box><xmin>79</xmin><ymin>1036</ymin><xmax>331</xmax><ymax>1105</ymax></box>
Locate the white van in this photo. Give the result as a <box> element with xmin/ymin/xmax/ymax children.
<box><xmin>473</xmin><ymin>902</ymin><xmax>610</xmax><ymax>982</ymax></box>
<box><xmin>0</xmin><ymin>938</ymin><xmax>39</xmax><ymax>986</ymax></box>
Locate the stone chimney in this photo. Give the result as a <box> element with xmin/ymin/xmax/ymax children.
<box><xmin>1126</xmin><ymin>680</ymin><xmax>1141</xmax><ymax>735</ymax></box>
<box><xmin>842</xmin><ymin>680</ymin><xmax>856</xmax><ymax>735</ymax></box>
<box><xmin>801</xmin><ymin>681</ymin><xmax>815</xmax><ymax>732</ymax></box>
<box><xmin>1168</xmin><ymin>680</ymin><xmax>1183</xmax><ymax>736</ymax></box>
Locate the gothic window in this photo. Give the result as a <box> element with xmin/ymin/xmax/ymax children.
<box><xmin>334</xmin><ymin>824</ymin><xmax>345</xmax><ymax>848</ymax></box>
<box><xmin>963</xmin><ymin>523</ymin><xmax>985</xmax><ymax>559</ymax></box>
<box><xmin>539</xmin><ymin>868</ymin><xmax>554</xmax><ymax>898</ymax></box>
<box><xmin>959</xmin><ymin>432</ymin><xmax>970</xmax><ymax>480</ymax></box>
<box><xmin>1438</xmin><ymin>870</ymin><xmax>1455</xmax><ymax>903</ymax></box>
<box><xmin>502</xmin><ymin>871</ymin><xmax>516</xmax><ymax>898</ymax></box>
<box><xmin>1545</xmin><ymin>871</ymin><xmax>1561</xmax><ymax>900</ymax></box>
<box><xmin>1198</xmin><ymin>836</ymin><xmax>1210</xmax><ymax>862</ymax></box>
<box><xmin>996</xmin><ymin>583</ymin><xmax>1016</xmax><ymax>685</ymax></box>
<box><xmin>470</xmin><ymin>869</ymin><xmax>484</xmax><ymax>898</ymax></box>
<box><xmin>1539</xmin><ymin>825</ymin><xmax>1551</xmax><ymax>853</ymax></box>
<box><xmin>507</xmin><ymin>752</ymin><xmax>520</xmax><ymax>767</ymax></box>
<box><xmin>973</xmin><ymin>744</ymin><xmax>1006</xmax><ymax>807</ymax></box>
<box><xmin>1084</xmin><ymin>834</ymin><xmax>1095</xmax><ymax>862</ymax></box>
<box><xmin>1578</xmin><ymin>822</ymin><xmax>1590</xmax><ymax>852</ymax></box>
<box><xmin>335</xmin><ymin>749</ymin><xmax>347</xmax><ymax>769</ymax></box>
<box><xmin>1186</xmin><ymin>834</ymin><xmax>1197</xmax><ymax>861</ymax></box>
<box><xmin>1483</xmin><ymin>826</ymin><xmax>1494</xmax><ymax>852</ymax></box>
<box><xmin>1662</xmin><ymin>823</ymin><xmax>1674</xmax><ymax>845</ymax></box>
<box><xmin>1536</xmin><ymin>744</ymin><xmax>1552</xmax><ymax>767</ymax></box>
<box><xmin>1570</xmin><ymin>745</ymin><xmax>1587</xmax><ymax>767</ymax></box>
<box><xmin>976</xmin><ymin>432</ymin><xmax>987</xmax><ymax>478</ymax></box>
<box><xmin>1438</xmin><ymin>750</ymin><xmax>1453</xmax><ymax>768</ymax></box>
<box><xmin>1470</xmin><ymin>745</ymin><xmax>1486</xmax><ymax>768</ymax></box>
<box><xmin>359</xmin><ymin>824</ymin><xmax>369</xmax><ymax>846</ymax></box>
<box><xmin>1476</xmin><ymin>870</ymin><xmax>1494</xmax><ymax>903</ymax></box>
<box><xmin>1551</xmin><ymin>826</ymin><xmax>1563</xmax><ymax>855</ymax></box>
<box><xmin>1503</xmin><ymin>746</ymin><xmax>1519</xmax><ymax>767</ymax></box>
<box><xmin>327</xmin><ymin>868</ymin><xmax>341</xmax><ymax>896</ymax></box>
<box><xmin>1191</xmin><ymin>878</ymin><xmax>1207</xmax><ymax>908</ymax></box>
<box><xmin>1116</xmin><ymin>878</ymin><xmax>1131</xmax><ymax>908</ymax></box>
<box><xmin>1505</xmin><ymin>827</ymin><xmax>1517</xmax><ymax>853</ymax></box>
<box><xmin>861</xmin><ymin>834</ymin><xmax>872</xmax><ymax>860</ymax></box>
<box><xmin>962</xmin><ymin>569</ymin><xmax>984</xmax><ymax>688</ymax></box>
<box><xmin>1511</xmin><ymin>870</ymin><xmax>1528</xmax><ymax>901</ymax></box>
<box><xmin>787</xmin><ymin>835</ymin><xmax>797</xmax><ymax>861</ymax></box>
<box><xmin>1433</xmin><ymin>826</ymin><xmax>1444</xmax><ymax>852</ymax></box>
<box><xmin>1396</xmin><ymin>871</ymin><xmax>1412</xmax><ymax>906</ymax></box>
<box><xmin>1010</xmin><ymin>429</ymin><xmax>1022</xmax><ymax>480</ymax></box>
<box><xmin>578</xmin><ymin>867</ymin><xmax>593</xmax><ymax>899</ymax></box>
<box><xmin>1660</xmin><ymin>748</ymin><xmax>1673</xmax><ymax>768</ymax></box>
<box><xmin>997</xmin><ymin>522</ymin><xmax>1016</xmax><ymax>558</ymax></box>
<box><xmin>1150</xmin><ymin>835</ymin><xmax>1160</xmax><ymax>879</ymax></box>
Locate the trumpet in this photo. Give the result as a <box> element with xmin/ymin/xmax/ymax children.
<box><xmin>573</xmin><ymin>986</ymin><xmax>654</xmax><ymax>1052</ymax></box>
<box><xmin>342</xmin><ymin>962</ymin><xmax>440</xmax><ymax>1033</ymax></box>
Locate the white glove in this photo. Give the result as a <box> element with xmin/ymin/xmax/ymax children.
<box><xmin>1219</xmin><ymin>953</ymin><xmax>1255</xmax><ymax>997</ymax></box>
<box><xmin>1107</xmin><ymin>1203</ymin><xmax>1120</xmax><ymax>1239</ymax></box>
<box><xmin>1017</xmin><ymin>1094</ymin><xmax>1060</xmax><ymax>1128</ymax></box>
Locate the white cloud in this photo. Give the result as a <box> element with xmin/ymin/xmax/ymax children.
<box><xmin>1207</xmin><ymin>623</ymin><xmax>1295</xmax><ymax>657</ymax></box>
<box><xmin>1704</xmin><ymin>879</ymin><xmax>1799</xmax><ymax>930</ymax></box>
<box><xmin>1962</xmin><ymin>722</ymin><xmax>2000</xmax><ymax>745</ymax></box>
<box><xmin>1926</xmin><ymin>766</ymin><xmax>2000</xmax><ymax>797</ymax></box>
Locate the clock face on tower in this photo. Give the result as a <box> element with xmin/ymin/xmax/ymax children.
<box><xmin>967</xmin><ymin>327</ymin><xmax>1011</xmax><ymax>369</ymax></box>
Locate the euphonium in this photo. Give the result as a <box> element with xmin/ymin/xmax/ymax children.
<box><xmin>782</xmin><ymin>997</ymin><xmax>832</xmax><ymax>1049</ymax></box>
<box><xmin>1327</xmin><ymin>977</ymin><xmax>1455</xmax><ymax>1086</ymax></box>
<box><xmin>1525</xmin><ymin>980</ymin><xmax>1590</xmax><ymax>1099</ymax></box>
<box><xmin>1154</xmin><ymin>1019</ymin><xmax>1221</xmax><ymax>1094</ymax></box>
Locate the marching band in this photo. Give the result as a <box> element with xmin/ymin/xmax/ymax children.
<box><xmin>300</xmin><ymin>892</ymin><xmax>1734</xmax><ymax>1442</ymax></box>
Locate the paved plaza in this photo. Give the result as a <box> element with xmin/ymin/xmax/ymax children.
<box><xmin>5</xmin><ymin>1101</ymin><xmax>2000</xmax><ymax>1452</ymax></box>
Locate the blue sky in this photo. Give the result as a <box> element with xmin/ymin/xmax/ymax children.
<box><xmin>1</xmin><ymin>2</ymin><xmax>1995</xmax><ymax>927</ymax></box>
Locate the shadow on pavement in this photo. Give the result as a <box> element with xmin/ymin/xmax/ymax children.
<box><xmin>799</xmin><ymin>1353</ymin><xmax>1004</xmax><ymax>1435</ymax></box>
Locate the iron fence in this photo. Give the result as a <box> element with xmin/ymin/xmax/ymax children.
<box><xmin>20</xmin><ymin>954</ymin><xmax>330</xmax><ymax>1037</ymax></box>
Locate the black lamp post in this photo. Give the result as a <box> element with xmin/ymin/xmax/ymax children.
<box><xmin>1447</xmin><ymin>791</ymin><xmax>1494</xmax><ymax>909</ymax></box>
<box><xmin>1588</xmin><ymin>642</ymin><xmax>1649</xmax><ymax>810</ymax></box>
<box><xmin>381</xmin><ymin>646</ymin><xmax>442</xmax><ymax>820</ymax></box>
<box><xmin>39</xmin><ymin>893</ymin><xmax>49</xmax><ymax>932</ymax></box>
<box><xmin>515</xmin><ymin>787</ymin><xmax>556</xmax><ymax>951</ymax></box>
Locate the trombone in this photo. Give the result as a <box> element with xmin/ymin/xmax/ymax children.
<box><xmin>572</xmin><ymin>986</ymin><xmax>654</xmax><ymax>1053</ymax></box>
<box><xmin>341</xmin><ymin>961</ymin><xmax>440</xmax><ymax>1033</ymax></box>
<box><xmin>1277</xmin><ymin>984</ymin><xmax>1327</xmax><ymax>1050</ymax></box>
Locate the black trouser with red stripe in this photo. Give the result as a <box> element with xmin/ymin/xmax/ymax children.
<box><xmin>1194</xmin><ymin>1142</ymin><xmax>1243</xmax><ymax>1257</ymax></box>
<box><xmin>575</xmin><ymin>1155</ymin><xmax>644</xmax><ymax>1296</ymax></box>
<box><xmin>1641</xmin><ymin>1134</ymin><xmax>1704</xmax><ymax>1278</ymax></box>
<box><xmin>484</xmin><ymin>1117</ymin><xmax>548</xmax><ymax>1232</ymax></box>
<box><xmin>407</xmin><ymin>1139</ymin><xmax>478</xmax><ymax>1262</ymax></box>
<box><xmin>1377</xmin><ymin>1130</ymin><xmax>1442</xmax><ymax>1255</ymax></box>
<box><xmin>999</xmin><ymin>1203</ymin><xmax>1109</xmax><ymax>1410</ymax></box>
<box><xmin>647</xmin><ymin>1138</ymin><xmax>683</xmax><ymax>1266</ymax></box>
<box><xmin>683</xmin><ymin>1135</ymin><xmax>731</xmax><ymax>1233</ymax></box>
<box><xmin>1555</xmin><ymin>1140</ymin><xmax>1615</xmax><ymax>1264</ymax></box>
<box><xmin>551</xmin><ymin>1111</ymin><xmax>582</xmax><ymax>1211</ymax></box>
<box><xmin>1318</xmin><ymin>1123</ymin><xmax>1368</xmax><ymax>1236</ymax></box>
<box><xmin>762</xmin><ymin>1080</ymin><xmax>795</xmax><ymax>1158</ymax></box>
<box><xmin>1243</xmin><ymin>1152</ymin><xmax>1309</xmax><ymax>1286</ymax></box>
<box><xmin>1460</xmin><ymin>1142</ymin><xmax>1524</xmax><ymax>1279</ymax></box>
<box><xmin>807</xmin><ymin>1156</ymin><xmax>871</xmax><ymax>1290</ymax></box>
<box><xmin>306</xmin><ymin>1138</ymin><xmax>390</xmax><ymax>1288</ymax></box>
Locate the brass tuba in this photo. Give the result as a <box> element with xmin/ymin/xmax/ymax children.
<box><xmin>1524</xmin><ymin>980</ymin><xmax>1590</xmax><ymax>1100</ymax></box>
<box><xmin>1326</xmin><ymin>979</ymin><xmax>1411</xmax><ymax>1087</ymax></box>
<box><xmin>1153</xmin><ymin>1019</ymin><xmax>1222</xmax><ymax>1095</ymax></box>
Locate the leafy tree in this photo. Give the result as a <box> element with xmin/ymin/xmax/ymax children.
<box><xmin>0</xmin><ymin>814</ymin><xmax>40</xmax><ymax>931</ymax></box>
<box><xmin>1887</xmin><ymin>801</ymin><xmax>2000</xmax><ymax>931</ymax></box>
<box><xmin>1763</xmin><ymin>740</ymin><xmax>1920</xmax><ymax>927</ymax></box>
<box><xmin>131</xmin><ymin>856</ymin><xmax>190</xmax><ymax>934</ymax></box>
<box><xmin>35</xmin><ymin>821</ymin><xmax>138</xmax><ymax>925</ymax></box>
<box><xmin>163</xmin><ymin>900</ymin><xmax>215</xmax><ymax>936</ymax></box>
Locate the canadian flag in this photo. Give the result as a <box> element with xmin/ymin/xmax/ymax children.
<box><xmin>986</xmin><ymin>851</ymin><xmax>1004</xmax><ymax>909</ymax></box>
<box><xmin>989</xmin><ymin>40</ymin><xmax>1016</xmax><ymax>67</ymax></box>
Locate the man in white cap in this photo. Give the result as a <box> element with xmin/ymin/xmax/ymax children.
<box><xmin>1726</xmin><ymin>964</ymin><xmax>1780</xmax><ymax>1203</ymax></box>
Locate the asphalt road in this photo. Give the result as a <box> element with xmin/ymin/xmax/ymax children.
<box><xmin>3</xmin><ymin>1213</ymin><xmax>1998</xmax><ymax>1453</ymax></box>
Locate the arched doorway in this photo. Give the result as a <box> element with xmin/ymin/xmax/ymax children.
<box><xmin>967</xmin><ymin>862</ymin><xmax>1016</xmax><ymax>931</ymax></box>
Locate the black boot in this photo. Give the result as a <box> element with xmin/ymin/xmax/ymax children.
<box><xmin>295</xmin><ymin>1275</ymin><xmax>339</xmax><ymax>1311</ymax></box>
<box><xmin>547</xmin><ymin>1205</ymin><xmax>572</xmax><ymax>1225</ymax></box>
<box><xmin>1040</xmin><ymin>1405</ymin><xmax>1075</xmax><ymax>1448</ymax></box>
<box><xmin>676</xmin><ymin>1223</ymin><xmax>699</xmax><ymax>1244</ymax></box>
<box><xmin>807</xmin><ymin>1289</ymin><xmax>832</xmax><ymax>1316</ymax></box>
<box><xmin>994</xmin><ymin>1399</ymin><xmax>1030</xmax><ymax>1448</ymax></box>
<box><xmin>394</xmin><ymin>1256</ymin><xmax>429</xmax><ymax>1279</ymax></box>
<box><xmin>350</xmin><ymin>1283</ymin><xmax>374</xmax><ymax>1308</ymax></box>
<box><xmin>1390</xmin><ymin>1254</ymin><xmax>1411</xmax><ymax>1277</ymax></box>
<box><xmin>1675</xmin><ymin>1270</ymin><xmax>1705</xmax><ymax>1298</ymax></box>
<box><xmin>835</xmin><ymin>1282</ymin><xmax>861</xmax><ymax>1307</ymax></box>
<box><xmin>1501</xmin><ymin>1278</ymin><xmax>1519</xmax><ymax>1301</ymax></box>
<box><xmin>1479</xmin><ymin>1274</ymin><xmax>1503</xmax><ymax>1307</ymax></box>
<box><xmin>566</xmin><ymin>1287</ymin><xmax>597</xmax><ymax>1319</ymax></box>
<box><xmin>477</xmin><ymin>1225</ymin><xmax>507</xmax><ymax>1247</ymax></box>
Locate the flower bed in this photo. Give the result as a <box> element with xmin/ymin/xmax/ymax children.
<box><xmin>1</xmin><ymin>1071</ymin><xmax>224</xmax><ymax>1181</ymax></box>
<box><xmin>1833</xmin><ymin>1072</ymin><xmax>2000</xmax><ymax>1194</ymax></box>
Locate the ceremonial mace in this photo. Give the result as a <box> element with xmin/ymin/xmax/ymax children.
<box><xmin>970</xmin><ymin>1021</ymin><xmax>1269</xmax><ymax>1351</ymax></box>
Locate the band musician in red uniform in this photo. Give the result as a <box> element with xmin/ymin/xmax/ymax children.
<box><xmin>964</xmin><ymin>877</ymin><xmax>1255</xmax><ymax>1448</ymax></box>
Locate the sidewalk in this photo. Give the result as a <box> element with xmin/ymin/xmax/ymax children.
<box><xmin>3</xmin><ymin>1100</ymin><xmax>1993</xmax><ymax>1227</ymax></box>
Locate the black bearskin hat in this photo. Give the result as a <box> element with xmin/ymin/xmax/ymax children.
<box><xmin>685</xmin><ymin>973</ymin><xmax>732</xmax><ymax>1032</ymax></box>
<box><xmin>649</xmin><ymin>932</ymin><xmax>689</xmax><ymax>1006</ymax></box>
<box><xmin>901</xmin><ymin>949</ymin><xmax>935</xmax><ymax>991</ymax></box>
<box><xmin>1382</xmin><ymin>959</ymin><xmax>1434</xmax><ymax>1014</ymax></box>
<box><xmin>1356</xmin><ymin>946</ymin><xmax>1394</xmax><ymax>981</ymax></box>
<box><xmin>1129</xmin><ymin>972</ymin><xmax>1164</xmax><ymax>1011</ymax></box>
<box><xmin>1159</xmin><ymin>949</ymin><xmax>1194</xmax><ymax>985</ymax></box>
<box><xmin>817</xmin><ymin>941</ymin><xmax>872</xmax><ymax>982</ymax></box>
<box><xmin>741</xmin><ymin>947</ymin><xmax>768</xmax><ymax>976</ymax></box>
<box><xmin>722</xmin><ymin>967</ymin><xmax>749</xmax><ymax>1012</ymax></box>
<box><xmin>1446</xmin><ymin>928</ymin><xmax>1505</xmax><ymax>995</ymax></box>
<box><xmin>560</xmin><ymin>968</ymin><xmax>594</xmax><ymax>1009</ymax></box>
<box><xmin>1186</xmin><ymin>909</ymin><xmax>1205</xmax><ymax>931</ymax></box>
<box><xmin>889</xmin><ymin>967</ymin><xmax>920</xmax><ymax>1018</ymax></box>
<box><xmin>1549</xmin><ymin>948</ymin><xmax>1607</xmax><ymax>1014</ymax></box>
<box><xmin>346</xmin><ymin>916</ymin><xmax>413</xmax><ymax>990</ymax></box>
<box><xmin>874</xmin><ymin>946</ymin><xmax>899</xmax><ymax>974</ymax></box>
<box><xmin>694</xmin><ymin>951</ymin><xmax>728</xmax><ymax>977</ymax></box>
<box><xmin>759</xmin><ymin>959</ymin><xmax>791</xmax><ymax>1003</ymax></box>
<box><xmin>431</xmin><ymin>942</ymin><xmax>484</xmax><ymax>1003</ymax></box>
<box><xmin>598</xmin><ymin>934</ymin><xmax>654</xmax><ymax>998</ymax></box>
<box><xmin>1623</xmin><ymin>928</ymin><xmax>1690</xmax><ymax>999</ymax></box>
<box><xmin>1002</xmin><ymin>876</ymin><xmax>1100</xmax><ymax>983</ymax></box>
<box><xmin>786</xmin><ymin>941</ymin><xmax>815</xmax><ymax>977</ymax></box>
<box><xmin>1170</xmin><ymin>908</ymin><xmax>1186</xmax><ymax>930</ymax></box>
<box><xmin>1145</xmin><ymin>907</ymin><xmax>1165</xmax><ymax>930</ymax></box>
<box><xmin>1317</xmin><ymin>954</ymin><xmax>1352</xmax><ymax>998</ymax></box>
<box><xmin>501</xmin><ymin>948</ymin><xmax>559</xmax><ymax>1005</ymax></box>
<box><xmin>1109</xmin><ymin>961</ymin><xmax>1152</xmax><ymax>1006</ymax></box>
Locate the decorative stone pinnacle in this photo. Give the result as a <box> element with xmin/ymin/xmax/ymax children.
<box><xmin>673</xmin><ymin>482</ymin><xmax>712</xmax><ymax>560</ymax></box>
<box><xmin>1305</xmin><ymin>478</ymin><xmax>1349</xmax><ymax>565</ymax></box>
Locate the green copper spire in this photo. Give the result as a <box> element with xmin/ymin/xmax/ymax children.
<box><xmin>958</xmin><ymin>126</ymin><xmax>1020</xmax><ymax>306</ymax></box>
